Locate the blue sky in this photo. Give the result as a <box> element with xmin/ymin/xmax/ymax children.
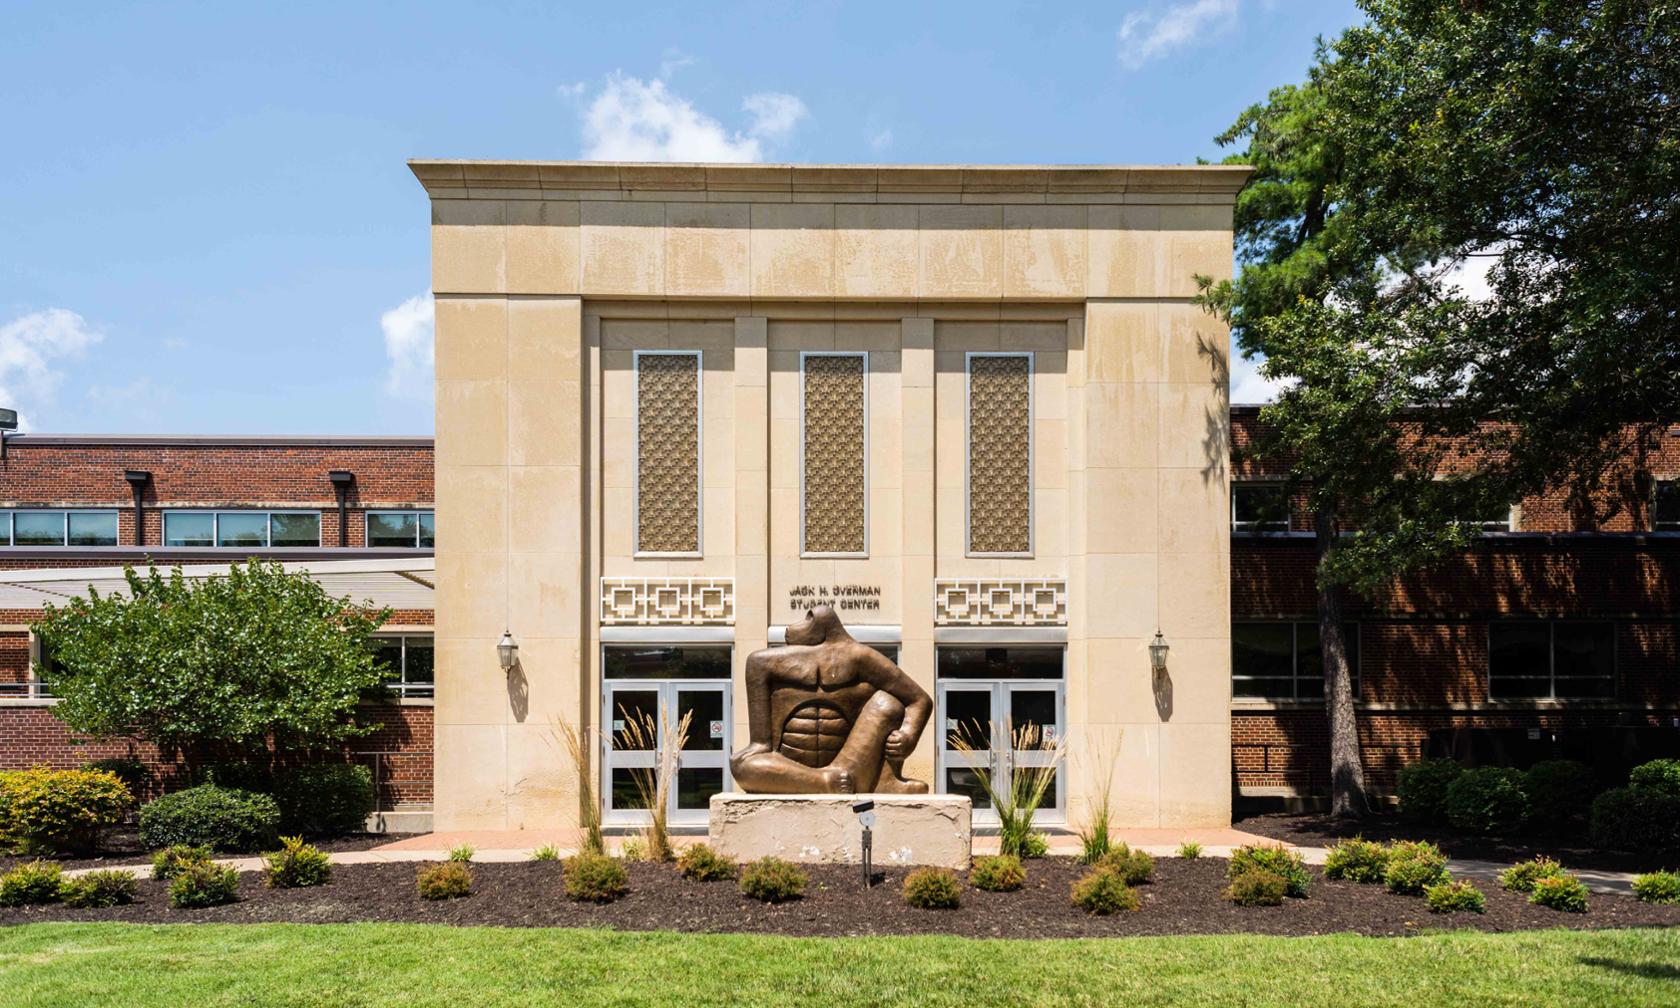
<box><xmin>1</xmin><ymin>0</ymin><xmax>1361</xmax><ymax>435</ymax></box>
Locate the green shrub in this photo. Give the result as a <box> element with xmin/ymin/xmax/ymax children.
<box><xmin>564</xmin><ymin>854</ymin><xmax>628</xmax><ymax>903</ymax></box>
<box><xmin>1224</xmin><ymin>868</ymin><xmax>1287</xmax><ymax>906</ymax></box>
<box><xmin>529</xmin><ymin>844</ymin><xmax>561</xmax><ymax>862</ymax></box>
<box><xmin>1629</xmin><ymin>758</ymin><xmax>1680</xmax><ymax>797</ymax></box>
<box><xmin>969</xmin><ymin>854</ymin><xmax>1026</xmax><ymax>892</ymax></box>
<box><xmin>1498</xmin><ymin>856</ymin><xmax>1564</xmax><ymax>893</ymax></box>
<box><xmin>903</xmin><ymin>867</ymin><xmax>962</xmax><ymax>909</ymax></box>
<box><xmin>1093</xmin><ymin>843</ymin><xmax>1154</xmax><ymax>885</ymax></box>
<box><xmin>138</xmin><ymin>784</ymin><xmax>280</xmax><ymax>852</ymax></box>
<box><xmin>1522</xmin><ymin>759</ymin><xmax>1595</xmax><ymax>831</ymax></box>
<box><xmin>1228</xmin><ymin>844</ymin><xmax>1309</xmax><ymax>897</ymax></box>
<box><xmin>0</xmin><ymin>767</ymin><xmax>131</xmax><ymax>854</ymax></box>
<box><xmin>1383</xmin><ymin>840</ymin><xmax>1449</xmax><ymax>895</ymax></box>
<box><xmin>0</xmin><ymin>861</ymin><xmax>63</xmax><ymax>906</ymax></box>
<box><xmin>416</xmin><ymin>862</ymin><xmax>472</xmax><ymax>900</ymax></box>
<box><xmin>261</xmin><ymin>836</ymin><xmax>332</xmax><ymax>889</ymax></box>
<box><xmin>447</xmin><ymin>844</ymin><xmax>474</xmax><ymax>863</ymax></box>
<box><xmin>81</xmin><ymin>757</ymin><xmax>152</xmax><ymax>801</ymax></box>
<box><xmin>1322</xmin><ymin>838</ymin><xmax>1390</xmax><ymax>883</ymax></box>
<box><xmin>1021</xmin><ymin>832</ymin><xmax>1049</xmax><ymax>859</ymax></box>
<box><xmin>1071</xmin><ymin>869</ymin><xmax>1139</xmax><ymax>914</ymax></box>
<box><xmin>59</xmin><ymin>869</ymin><xmax>138</xmax><ymax>908</ymax></box>
<box><xmin>1424</xmin><ymin>878</ymin><xmax>1486</xmax><ymax>914</ymax></box>
<box><xmin>1445</xmin><ymin>767</ymin><xmax>1530</xmax><ymax>834</ymax></box>
<box><xmin>201</xmin><ymin>761</ymin><xmax>276</xmax><ymax>793</ymax></box>
<box><xmin>739</xmin><ymin>857</ymin><xmax>806</xmax><ymax>903</ymax></box>
<box><xmin>151</xmin><ymin>844</ymin><xmax>215</xmax><ymax>880</ymax></box>
<box><xmin>1630</xmin><ymin>870</ymin><xmax>1680</xmax><ymax>905</ymax></box>
<box><xmin>1396</xmin><ymin>757</ymin><xmax>1463</xmax><ymax>823</ymax></box>
<box><xmin>168</xmin><ymin>862</ymin><xmax>240</xmax><ymax>908</ymax></box>
<box><xmin>620</xmin><ymin>837</ymin><xmax>648</xmax><ymax>862</ymax></box>
<box><xmin>272</xmin><ymin>763</ymin><xmax>374</xmax><ymax>837</ymax></box>
<box><xmin>1589</xmin><ymin>786</ymin><xmax>1680</xmax><ymax>853</ymax></box>
<box><xmin>1176</xmin><ymin>840</ymin><xmax>1202</xmax><ymax>859</ymax></box>
<box><xmin>1529</xmin><ymin>873</ymin><xmax>1588</xmax><ymax>912</ymax></box>
<box><xmin>676</xmin><ymin>844</ymin><xmax>735</xmax><ymax>881</ymax></box>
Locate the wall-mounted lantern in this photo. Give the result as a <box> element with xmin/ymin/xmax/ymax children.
<box><xmin>1149</xmin><ymin>630</ymin><xmax>1170</xmax><ymax>675</ymax></box>
<box><xmin>497</xmin><ymin>630</ymin><xmax>519</xmax><ymax>672</ymax></box>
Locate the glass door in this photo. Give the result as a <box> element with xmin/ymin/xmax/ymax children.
<box><xmin>933</xmin><ymin>645</ymin><xmax>1066</xmax><ymax>826</ymax></box>
<box><xmin>1005</xmin><ymin>682</ymin><xmax>1063</xmax><ymax>819</ymax></box>
<box><xmin>939</xmin><ymin>682</ymin><xmax>999</xmax><ymax>814</ymax></box>
<box><xmin>602</xmin><ymin>679</ymin><xmax>731</xmax><ymax>826</ymax></box>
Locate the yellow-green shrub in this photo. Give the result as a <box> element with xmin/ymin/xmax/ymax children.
<box><xmin>1071</xmin><ymin>869</ymin><xmax>1139</xmax><ymax>914</ymax></box>
<box><xmin>416</xmin><ymin>862</ymin><xmax>472</xmax><ymax>900</ymax></box>
<box><xmin>969</xmin><ymin>854</ymin><xmax>1026</xmax><ymax>892</ymax></box>
<box><xmin>902</xmin><ymin>867</ymin><xmax>961</xmax><ymax>909</ymax></box>
<box><xmin>0</xmin><ymin>767</ymin><xmax>130</xmax><ymax>854</ymax></box>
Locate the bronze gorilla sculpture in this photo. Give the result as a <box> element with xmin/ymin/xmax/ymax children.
<box><xmin>729</xmin><ymin>605</ymin><xmax>932</xmax><ymax>793</ymax></box>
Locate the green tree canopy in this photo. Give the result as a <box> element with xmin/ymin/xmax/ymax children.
<box><xmin>33</xmin><ymin>561</ymin><xmax>393</xmax><ymax>757</ymax></box>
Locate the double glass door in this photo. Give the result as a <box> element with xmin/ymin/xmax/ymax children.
<box><xmin>937</xmin><ymin>680</ymin><xmax>1064</xmax><ymax>825</ymax></box>
<box><xmin>601</xmin><ymin>645</ymin><xmax>732</xmax><ymax>827</ymax></box>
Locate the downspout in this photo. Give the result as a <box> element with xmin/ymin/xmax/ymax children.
<box><xmin>329</xmin><ymin>470</ymin><xmax>354</xmax><ymax>547</ymax></box>
<box><xmin>123</xmin><ymin>470</ymin><xmax>151</xmax><ymax>546</ymax></box>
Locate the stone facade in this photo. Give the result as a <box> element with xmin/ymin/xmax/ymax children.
<box><xmin>417</xmin><ymin>161</ymin><xmax>1246</xmax><ymax>831</ymax></box>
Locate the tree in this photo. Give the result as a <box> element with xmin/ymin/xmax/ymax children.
<box><xmin>32</xmin><ymin>562</ymin><xmax>393</xmax><ymax>766</ymax></box>
<box><xmin>1202</xmin><ymin>1</ymin><xmax>1678</xmax><ymax>817</ymax></box>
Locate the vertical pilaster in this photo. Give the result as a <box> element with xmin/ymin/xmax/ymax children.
<box><xmin>732</xmin><ymin>317</ymin><xmax>770</xmax><ymax>749</ymax></box>
<box><xmin>900</xmin><ymin>317</ymin><xmax>937</xmax><ymax>786</ymax></box>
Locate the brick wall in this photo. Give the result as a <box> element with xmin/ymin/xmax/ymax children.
<box><xmin>0</xmin><ymin>705</ymin><xmax>433</xmax><ymax>807</ymax></box>
<box><xmin>0</xmin><ymin>438</ymin><xmax>432</xmax><ymax>548</ymax></box>
<box><xmin>1229</xmin><ymin>411</ymin><xmax>1680</xmax><ymax>802</ymax></box>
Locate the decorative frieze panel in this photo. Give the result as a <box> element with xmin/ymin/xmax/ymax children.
<box><xmin>966</xmin><ymin>353</ymin><xmax>1032</xmax><ymax>555</ymax></box>
<box><xmin>801</xmin><ymin>353</ymin><xmax>867</xmax><ymax>555</ymax></box>
<box><xmin>934</xmin><ymin>578</ymin><xmax>1066</xmax><ymax>626</ymax></box>
<box><xmin>636</xmin><ymin>351</ymin><xmax>702</xmax><ymax>554</ymax></box>
<box><xmin>599</xmin><ymin>577</ymin><xmax>735</xmax><ymax>626</ymax></box>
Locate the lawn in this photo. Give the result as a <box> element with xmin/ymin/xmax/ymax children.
<box><xmin>0</xmin><ymin>924</ymin><xmax>1677</xmax><ymax>1007</ymax></box>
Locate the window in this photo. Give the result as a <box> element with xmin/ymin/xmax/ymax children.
<box><xmin>1232</xmin><ymin>483</ymin><xmax>1291</xmax><ymax>532</ymax></box>
<box><xmin>800</xmin><ymin>352</ymin><xmax>869</xmax><ymax>557</ymax></box>
<box><xmin>163</xmin><ymin>511</ymin><xmax>321</xmax><ymax>547</ymax></box>
<box><xmin>1489</xmin><ymin>621</ymin><xmax>1615</xmax><ymax>699</ymax></box>
<box><xmin>371</xmin><ymin>635</ymin><xmax>434</xmax><ymax>698</ymax></box>
<box><xmin>0</xmin><ymin>510</ymin><xmax>118</xmax><ymax>547</ymax></box>
<box><xmin>367</xmin><ymin>511</ymin><xmax>435</xmax><ymax>548</ymax></box>
<box><xmin>1655</xmin><ymin>479</ymin><xmax>1679</xmax><ymax>531</ymax></box>
<box><xmin>1454</xmin><ymin>503</ymin><xmax>1513</xmax><ymax>533</ymax></box>
<box><xmin>1232</xmin><ymin>622</ymin><xmax>1360</xmax><ymax>699</ymax></box>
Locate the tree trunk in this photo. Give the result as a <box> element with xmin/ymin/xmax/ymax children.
<box><xmin>1315</xmin><ymin>506</ymin><xmax>1369</xmax><ymax>819</ymax></box>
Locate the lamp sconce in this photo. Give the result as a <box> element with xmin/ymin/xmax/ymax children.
<box><xmin>496</xmin><ymin>630</ymin><xmax>518</xmax><ymax>672</ymax></box>
<box><xmin>1148</xmin><ymin>630</ymin><xmax>1170</xmax><ymax>677</ymax></box>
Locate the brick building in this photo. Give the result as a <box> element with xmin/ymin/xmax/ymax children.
<box><xmin>0</xmin><ymin>435</ymin><xmax>436</xmax><ymax>828</ymax></box>
<box><xmin>1</xmin><ymin>412</ymin><xmax>1675</xmax><ymax>827</ymax></box>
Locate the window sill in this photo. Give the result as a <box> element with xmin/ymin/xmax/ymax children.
<box><xmin>0</xmin><ymin>696</ymin><xmax>59</xmax><ymax>707</ymax></box>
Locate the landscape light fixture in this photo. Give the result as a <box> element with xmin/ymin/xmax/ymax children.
<box><xmin>852</xmin><ymin>800</ymin><xmax>875</xmax><ymax>888</ymax></box>
<box><xmin>497</xmin><ymin>630</ymin><xmax>519</xmax><ymax>672</ymax></box>
<box><xmin>1149</xmin><ymin>631</ymin><xmax>1170</xmax><ymax>675</ymax></box>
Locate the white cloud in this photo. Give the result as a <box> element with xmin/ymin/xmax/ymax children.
<box><xmin>381</xmin><ymin>294</ymin><xmax>434</xmax><ymax>400</ymax></box>
<box><xmin>1117</xmin><ymin>0</ymin><xmax>1240</xmax><ymax>69</ymax></box>
<box><xmin>1229</xmin><ymin>339</ymin><xmax>1288</xmax><ymax>404</ymax></box>
<box><xmin>577</xmin><ymin>73</ymin><xmax>807</xmax><ymax>162</ymax></box>
<box><xmin>868</xmin><ymin>126</ymin><xmax>894</xmax><ymax>152</ymax></box>
<box><xmin>0</xmin><ymin>308</ymin><xmax>103</xmax><ymax>430</ymax></box>
<box><xmin>85</xmin><ymin>376</ymin><xmax>175</xmax><ymax>427</ymax></box>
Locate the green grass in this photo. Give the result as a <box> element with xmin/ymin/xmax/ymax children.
<box><xmin>0</xmin><ymin>924</ymin><xmax>1677</xmax><ymax>1007</ymax></box>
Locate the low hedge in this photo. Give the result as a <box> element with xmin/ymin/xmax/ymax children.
<box><xmin>1323</xmin><ymin>838</ymin><xmax>1390</xmax><ymax>884</ymax></box>
<box><xmin>139</xmin><ymin>784</ymin><xmax>280</xmax><ymax>852</ymax></box>
<box><xmin>1590</xmin><ymin>786</ymin><xmax>1680</xmax><ymax>854</ymax></box>
<box><xmin>1445</xmin><ymin>767</ymin><xmax>1530</xmax><ymax>834</ymax></box>
<box><xmin>60</xmin><ymin>869</ymin><xmax>139</xmax><ymax>908</ymax></box>
<box><xmin>1522</xmin><ymin>760</ymin><xmax>1595</xmax><ymax>833</ymax></box>
<box><xmin>272</xmin><ymin>764</ymin><xmax>374</xmax><ymax>837</ymax></box>
<box><xmin>0</xmin><ymin>767</ymin><xmax>131</xmax><ymax>855</ymax></box>
<box><xmin>1228</xmin><ymin>844</ymin><xmax>1309</xmax><ymax>898</ymax></box>
<box><xmin>1395</xmin><ymin>758</ymin><xmax>1462</xmax><ymax>824</ymax></box>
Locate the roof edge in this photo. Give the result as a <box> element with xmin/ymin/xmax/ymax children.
<box><xmin>408</xmin><ymin>160</ymin><xmax>1254</xmax><ymax>199</ymax></box>
<box><xmin>4</xmin><ymin>434</ymin><xmax>434</xmax><ymax>447</ymax></box>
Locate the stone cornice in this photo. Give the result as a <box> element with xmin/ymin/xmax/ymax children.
<box><xmin>408</xmin><ymin>160</ymin><xmax>1254</xmax><ymax>202</ymax></box>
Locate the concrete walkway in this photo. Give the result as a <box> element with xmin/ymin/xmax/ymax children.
<box><xmin>59</xmin><ymin>830</ymin><xmax>1647</xmax><ymax>894</ymax></box>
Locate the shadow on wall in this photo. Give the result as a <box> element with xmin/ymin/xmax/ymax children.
<box><xmin>507</xmin><ymin>660</ymin><xmax>529</xmax><ymax>723</ymax></box>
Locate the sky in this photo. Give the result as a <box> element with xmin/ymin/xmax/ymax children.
<box><xmin>0</xmin><ymin>0</ymin><xmax>1364</xmax><ymax>435</ymax></box>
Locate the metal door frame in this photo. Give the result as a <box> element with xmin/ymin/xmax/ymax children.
<box><xmin>601</xmin><ymin>677</ymin><xmax>733</xmax><ymax>827</ymax></box>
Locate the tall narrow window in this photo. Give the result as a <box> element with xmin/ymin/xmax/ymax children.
<box><xmin>966</xmin><ymin>353</ymin><xmax>1033</xmax><ymax>555</ymax></box>
<box><xmin>1655</xmin><ymin>479</ymin><xmax>1679</xmax><ymax>530</ymax></box>
<box><xmin>801</xmin><ymin>352</ymin><xmax>868</xmax><ymax>556</ymax></box>
<box><xmin>634</xmin><ymin>351</ymin><xmax>702</xmax><ymax>555</ymax></box>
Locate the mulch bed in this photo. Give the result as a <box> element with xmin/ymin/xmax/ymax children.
<box><xmin>4</xmin><ymin>857</ymin><xmax>1678</xmax><ymax>937</ymax></box>
<box><xmin>1237</xmin><ymin>812</ymin><xmax>1670</xmax><ymax>873</ymax></box>
<box><xmin>0</xmin><ymin>828</ymin><xmax>410</xmax><ymax>873</ymax></box>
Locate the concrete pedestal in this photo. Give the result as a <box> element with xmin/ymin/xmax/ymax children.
<box><xmin>708</xmin><ymin>792</ymin><xmax>973</xmax><ymax>869</ymax></box>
